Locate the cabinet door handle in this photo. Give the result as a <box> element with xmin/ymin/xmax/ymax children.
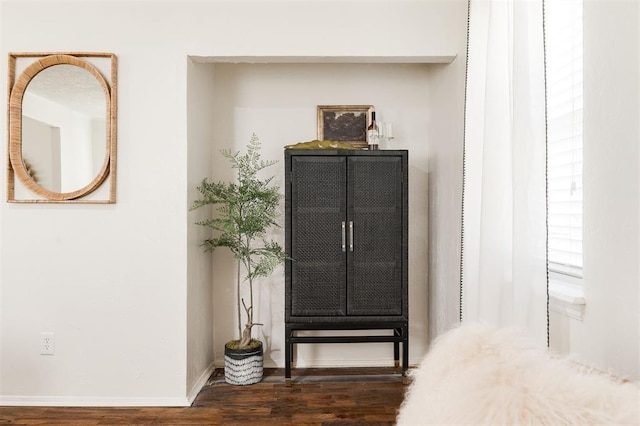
<box><xmin>349</xmin><ymin>221</ymin><xmax>354</xmax><ymax>252</ymax></box>
<box><xmin>341</xmin><ymin>221</ymin><xmax>346</xmax><ymax>252</ymax></box>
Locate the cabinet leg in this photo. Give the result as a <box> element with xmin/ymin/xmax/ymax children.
<box><xmin>393</xmin><ymin>328</ymin><xmax>400</xmax><ymax>368</ymax></box>
<box><xmin>285</xmin><ymin>326</ymin><xmax>292</xmax><ymax>384</ymax></box>
<box><xmin>402</xmin><ymin>324</ymin><xmax>409</xmax><ymax>380</ymax></box>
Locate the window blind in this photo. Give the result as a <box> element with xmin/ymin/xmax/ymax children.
<box><xmin>545</xmin><ymin>0</ymin><xmax>583</xmax><ymax>278</ymax></box>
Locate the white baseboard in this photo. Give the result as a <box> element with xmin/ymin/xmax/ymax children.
<box><xmin>1</xmin><ymin>358</ymin><xmax>413</xmax><ymax>407</ymax></box>
<box><xmin>0</xmin><ymin>363</ymin><xmax>217</xmax><ymax>407</ymax></box>
<box><xmin>215</xmin><ymin>358</ymin><xmax>420</xmax><ymax>369</ymax></box>
<box><xmin>263</xmin><ymin>358</ymin><xmax>421</xmax><ymax>369</ymax></box>
<box><xmin>0</xmin><ymin>395</ymin><xmax>190</xmax><ymax>407</ymax></box>
<box><xmin>187</xmin><ymin>361</ymin><xmax>216</xmax><ymax>404</ymax></box>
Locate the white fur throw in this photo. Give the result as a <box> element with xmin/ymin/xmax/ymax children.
<box><xmin>397</xmin><ymin>324</ymin><xmax>640</xmax><ymax>425</ymax></box>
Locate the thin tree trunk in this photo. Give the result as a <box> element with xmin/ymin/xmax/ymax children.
<box><xmin>247</xmin><ymin>245</ymin><xmax>254</xmax><ymax>332</ymax></box>
<box><xmin>236</xmin><ymin>259</ymin><xmax>241</xmax><ymax>340</ymax></box>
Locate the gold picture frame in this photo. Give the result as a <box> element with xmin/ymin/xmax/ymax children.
<box><xmin>317</xmin><ymin>105</ymin><xmax>373</xmax><ymax>149</ymax></box>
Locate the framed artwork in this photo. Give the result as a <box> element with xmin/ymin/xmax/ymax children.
<box><xmin>317</xmin><ymin>105</ymin><xmax>373</xmax><ymax>148</ymax></box>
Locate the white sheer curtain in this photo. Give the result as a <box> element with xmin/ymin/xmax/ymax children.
<box><xmin>461</xmin><ymin>0</ymin><xmax>548</xmax><ymax>346</ymax></box>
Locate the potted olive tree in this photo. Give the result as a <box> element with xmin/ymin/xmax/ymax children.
<box><xmin>191</xmin><ymin>133</ymin><xmax>286</xmax><ymax>385</ymax></box>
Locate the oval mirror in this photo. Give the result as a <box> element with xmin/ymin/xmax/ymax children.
<box><xmin>8</xmin><ymin>53</ymin><xmax>117</xmax><ymax>202</ymax></box>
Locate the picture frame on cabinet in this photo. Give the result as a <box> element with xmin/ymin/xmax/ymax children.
<box><xmin>317</xmin><ymin>105</ymin><xmax>373</xmax><ymax>149</ymax></box>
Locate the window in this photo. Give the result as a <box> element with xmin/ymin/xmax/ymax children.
<box><xmin>545</xmin><ymin>0</ymin><xmax>583</xmax><ymax>280</ymax></box>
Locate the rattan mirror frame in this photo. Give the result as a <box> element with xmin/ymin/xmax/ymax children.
<box><xmin>7</xmin><ymin>52</ymin><xmax>117</xmax><ymax>203</ymax></box>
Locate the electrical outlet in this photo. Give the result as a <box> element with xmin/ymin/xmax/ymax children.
<box><xmin>40</xmin><ymin>332</ymin><xmax>55</xmax><ymax>355</ymax></box>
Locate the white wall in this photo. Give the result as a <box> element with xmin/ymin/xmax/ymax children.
<box><xmin>0</xmin><ymin>0</ymin><xmax>468</xmax><ymax>405</ymax></box>
<box><xmin>186</xmin><ymin>60</ymin><xmax>216</xmax><ymax>401</ymax></box>
<box><xmin>551</xmin><ymin>0</ymin><xmax>639</xmax><ymax>381</ymax></box>
<box><xmin>425</xmin><ymin>61</ymin><xmax>467</xmax><ymax>339</ymax></box>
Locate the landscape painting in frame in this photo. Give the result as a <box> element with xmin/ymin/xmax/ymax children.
<box><xmin>317</xmin><ymin>105</ymin><xmax>373</xmax><ymax>149</ymax></box>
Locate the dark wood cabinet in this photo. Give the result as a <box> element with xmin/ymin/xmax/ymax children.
<box><xmin>284</xmin><ymin>150</ymin><xmax>408</xmax><ymax>384</ymax></box>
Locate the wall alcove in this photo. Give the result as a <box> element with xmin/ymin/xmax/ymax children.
<box><xmin>186</xmin><ymin>54</ymin><xmax>457</xmax><ymax>369</ymax></box>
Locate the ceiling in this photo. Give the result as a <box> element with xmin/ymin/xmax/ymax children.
<box><xmin>26</xmin><ymin>64</ymin><xmax>106</xmax><ymax>119</ymax></box>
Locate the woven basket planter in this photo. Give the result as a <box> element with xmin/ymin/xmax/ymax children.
<box><xmin>224</xmin><ymin>340</ymin><xmax>263</xmax><ymax>385</ymax></box>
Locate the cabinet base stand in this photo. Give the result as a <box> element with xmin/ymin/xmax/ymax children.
<box><xmin>284</xmin><ymin>322</ymin><xmax>408</xmax><ymax>385</ymax></box>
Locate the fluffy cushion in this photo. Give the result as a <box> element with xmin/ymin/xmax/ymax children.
<box><xmin>397</xmin><ymin>324</ymin><xmax>640</xmax><ymax>425</ymax></box>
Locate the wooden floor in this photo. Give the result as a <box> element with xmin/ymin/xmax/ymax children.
<box><xmin>0</xmin><ymin>367</ymin><xmax>408</xmax><ymax>425</ymax></box>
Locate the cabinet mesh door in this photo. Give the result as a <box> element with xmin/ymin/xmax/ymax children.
<box><xmin>290</xmin><ymin>156</ymin><xmax>347</xmax><ymax>316</ymax></box>
<box><xmin>347</xmin><ymin>156</ymin><xmax>403</xmax><ymax>316</ymax></box>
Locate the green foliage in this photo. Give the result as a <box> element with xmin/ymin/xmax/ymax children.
<box><xmin>191</xmin><ymin>134</ymin><xmax>287</xmax><ymax>348</ymax></box>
